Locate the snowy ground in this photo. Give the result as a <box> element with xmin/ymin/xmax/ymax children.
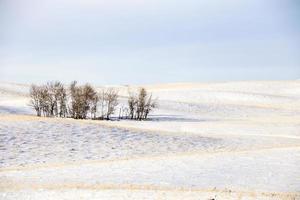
<box><xmin>0</xmin><ymin>81</ymin><xmax>300</xmax><ymax>200</ymax></box>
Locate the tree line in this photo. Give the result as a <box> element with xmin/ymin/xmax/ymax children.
<box><xmin>29</xmin><ymin>81</ymin><xmax>157</xmax><ymax>120</ymax></box>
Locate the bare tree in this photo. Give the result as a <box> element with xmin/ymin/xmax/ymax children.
<box><xmin>69</xmin><ymin>81</ymin><xmax>78</xmax><ymax>118</ymax></box>
<box><xmin>144</xmin><ymin>94</ymin><xmax>157</xmax><ymax>119</ymax></box>
<box><xmin>29</xmin><ymin>84</ymin><xmax>42</xmax><ymax>116</ymax></box>
<box><xmin>57</xmin><ymin>84</ymin><xmax>68</xmax><ymax>117</ymax></box>
<box><xmin>128</xmin><ymin>91</ymin><xmax>137</xmax><ymax>119</ymax></box>
<box><xmin>98</xmin><ymin>89</ymin><xmax>106</xmax><ymax>119</ymax></box>
<box><xmin>118</xmin><ymin>106</ymin><xmax>129</xmax><ymax>119</ymax></box>
<box><xmin>104</xmin><ymin>88</ymin><xmax>119</xmax><ymax>120</ymax></box>
<box><xmin>69</xmin><ymin>81</ymin><xmax>83</xmax><ymax>119</ymax></box>
<box><xmin>90</xmin><ymin>94</ymin><xmax>99</xmax><ymax>119</ymax></box>
<box><xmin>136</xmin><ymin>88</ymin><xmax>147</xmax><ymax>120</ymax></box>
<box><xmin>82</xmin><ymin>84</ymin><xmax>97</xmax><ymax>119</ymax></box>
<box><xmin>38</xmin><ymin>85</ymin><xmax>52</xmax><ymax>117</ymax></box>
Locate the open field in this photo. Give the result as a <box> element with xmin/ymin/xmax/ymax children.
<box><xmin>0</xmin><ymin>81</ymin><xmax>300</xmax><ymax>199</ymax></box>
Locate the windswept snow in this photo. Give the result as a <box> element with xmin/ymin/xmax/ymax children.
<box><xmin>0</xmin><ymin>81</ymin><xmax>299</xmax><ymax>200</ymax></box>
<box><xmin>0</xmin><ymin>82</ymin><xmax>31</xmax><ymax>115</ymax></box>
<box><xmin>1</xmin><ymin>116</ymin><xmax>299</xmax><ymax>168</ymax></box>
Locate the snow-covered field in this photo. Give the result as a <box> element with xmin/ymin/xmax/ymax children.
<box><xmin>0</xmin><ymin>81</ymin><xmax>300</xmax><ymax>200</ymax></box>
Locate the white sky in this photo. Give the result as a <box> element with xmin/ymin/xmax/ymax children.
<box><xmin>0</xmin><ymin>0</ymin><xmax>299</xmax><ymax>85</ymax></box>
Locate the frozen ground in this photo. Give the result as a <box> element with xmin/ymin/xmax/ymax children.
<box><xmin>0</xmin><ymin>81</ymin><xmax>300</xmax><ymax>200</ymax></box>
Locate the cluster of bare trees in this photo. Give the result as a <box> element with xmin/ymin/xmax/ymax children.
<box><xmin>29</xmin><ymin>82</ymin><xmax>67</xmax><ymax>117</ymax></box>
<box><xmin>128</xmin><ymin>88</ymin><xmax>157</xmax><ymax>120</ymax></box>
<box><xmin>29</xmin><ymin>81</ymin><xmax>157</xmax><ymax>120</ymax></box>
<box><xmin>69</xmin><ymin>81</ymin><xmax>98</xmax><ymax>119</ymax></box>
<box><xmin>97</xmin><ymin>88</ymin><xmax>119</xmax><ymax>120</ymax></box>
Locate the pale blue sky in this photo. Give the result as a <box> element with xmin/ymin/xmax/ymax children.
<box><xmin>0</xmin><ymin>0</ymin><xmax>299</xmax><ymax>85</ymax></box>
